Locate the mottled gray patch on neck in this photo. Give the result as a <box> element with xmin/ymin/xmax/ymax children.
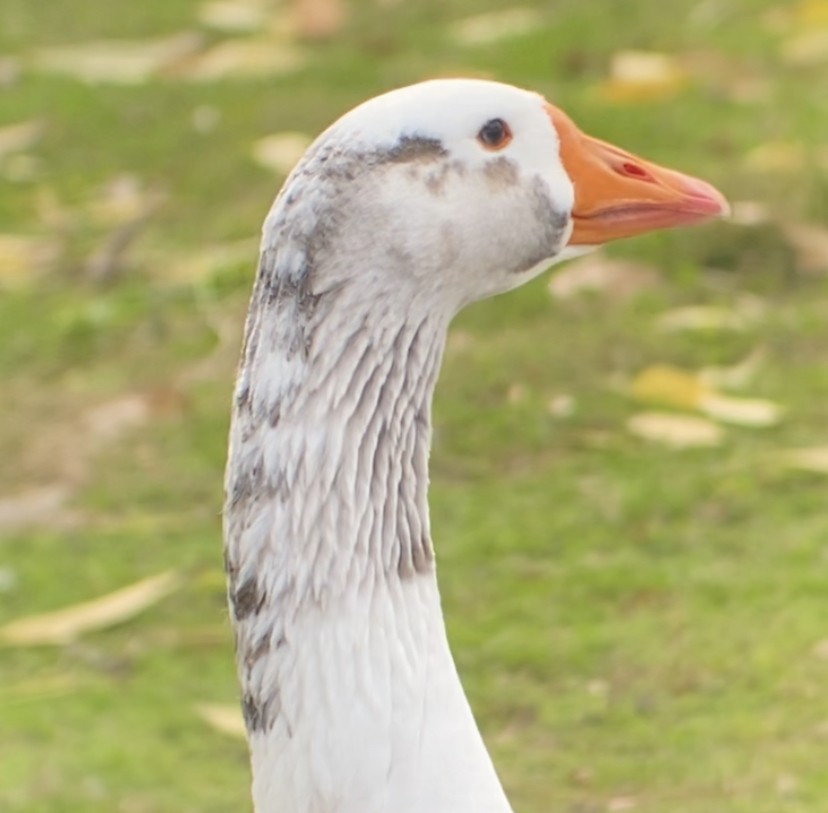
<box><xmin>483</xmin><ymin>155</ymin><xmax>519</xmax><ymax>187</ymax></box>
<box><xmin>231</xmin><ymin>576</ymin><xmax>267</xmax><ymax>621</ymax></box>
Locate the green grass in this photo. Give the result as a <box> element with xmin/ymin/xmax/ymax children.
<box><xmin>2</xmin><ymin>0</ymin><xmax>828</xmax><ymax>811</ymax></box>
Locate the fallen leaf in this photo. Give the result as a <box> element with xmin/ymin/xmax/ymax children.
<box><xmin>657</xmin><ymin>298</ymin><xmax>765</xmax><ymax>332</ymax></box>
<box><xmin>608</xmin><ymin>798</ymin><xmax>637</xmax><ymax>813</ymax></box>
<box><xmin>31</xmin><ymin>32</ymin><xmax>203</xmax><ymax>85</ymax></box>
<box><xmin>450</xmin><ymin>8</ymin><xmax>543</xmax><ymax>46</ymax></box>
<box><xmin>599</xmin><ymin>51</ymin><xmax>687</xmax><ymax>102</ymax></box>
<box><xmin>781</xmin><ymin>220</ymin><xmax>828</xmax><ymax>274</ymax></box>
<box><xmin>744</xmin><ymin>141</ymin><xmax>828</xmax><ymax>173</ymax></box>
<box><xmin>0</xmin><ymin>233</ymin><xmax>59</xmax><ymax>286</ymax></box>
<box><xmin>251</xmin><ymin>132</ymin><xmax>312</xmax><ymax>175</ymax></box>
<box><xmin>175</xmin><ymin>38</ymin><xmax>305</xmax><ymax>80</ymax></box>
<box><xmin>0</xmin><ymin>485</ymin><xmax>73</xmax><ymax>532</ymax></box>
<box><xmin>548</xmin><ymin>394</ymin><xmax>576</xmax><ymax>418</ymax></box>
<box><xmin>630</xmin><ymin>365</ymin><xmax>706</xmax><ymax>411</ymax></box>
<box><xmin>0</xmin><ymin>567</ymin><xmax>17</xmax><ymax>593</ymax></box>
<box><xmin>779</xmin><ymin>446</ymin><xmax>828</xmax><ymax>474</ymax></box>
<box><xmin>196</xmin><ymin>703</ymin><xmax>247</xmax><ymax>738</ymax></box>
<box><xmin>85</xmin><ymin>174</ymin><xmax>161</xmax><ymax>227</ymax></box>
<box><xmin>0</xmin><ymin>120</ymin><xmax>43</xmax><ymax>162</ymax></box>
<box><xmin>292</xmin><ymin>0</ymin><xmax>347</xmax><ymax>40</ymax></box>
<box><xmin>780</xmin><ymin>28</ymin><xmax>828</xmax><ymax>66</ymax></box>
<box><xmin>699</xmin><ymin>349</ymin><xmax>764</xmax><ymax>390</ymax></box>
<box><xmin>81</xmin><ymin>394</ymin><xmax>151</xmax><ymax>442</ymax></box>
<box><xmin>728</xmin><ymin>200</ymin><xmax>773</xmax><ymax>227</ymax></box>
<box><xmin>701</xmin><ymin>393</ymin><xmax>783</xmax><ymax>427</ymax></box>
<box><xmin>630</xmin><ymin>365</ymin><xmax>783</xmax><ymax>427</ymax></box>
<box><xmin>0</xmin><ymin>673</ymin><xmax>83</xmax><ymax>703</ymax></box>
<box><xmin>198</xmin><ymin>0</ymin><xmax>267</xmax><ymax>32</ymax></box>
<box><xmin>548</xmin><ymin>252</ymin><xmax>659</xmax><ymax>301</ymax></box>
<box><xmin>166</xmin><ymin>238</ymin><xmax>257</xmax><ymax>283</ymax></box>
<box><xmin>0</xmin><ymin>571</ymin><xmax>180</xmax><ymax>646</ymax></box>
<box><xmin>627</xmin><ymin>411</ymin><xmax>724</xmax><ymax>449</ymax></box>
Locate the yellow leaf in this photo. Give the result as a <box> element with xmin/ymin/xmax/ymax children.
<box><xmin>630</xmin><ymin>365</ymin><xmax>782</xmax><ymax>427</ymax></box>
<box><xmin>252</xmin><ymin>132</ymin><xmax>312</xmax><ymax>176</ymax></box>
<box><xmin>630</xmin><ymin>365</ymin><xmax>707</xmax><ymax>410</ymax></box>
<box><xmin>450</xmin><ymin>9</ymin><xmax>543</xmax><ymax>46</ymax></box>
<box><xmin>599</xmin><ymin>51</ymin><xmax>687</xmax><ymax>103</ymax></box>
<box><xmin>0</xmin><ymin>571</ymin><xmax>180</xmax><ymax>646</ymax></box>
<box><xmin>793</xmin><ymin>0</ymin><xmax>828</xmax><ymax>26</ymax></box>
<box><xmin>780</xmin><ymin>446</ymin><xmax>828</xmax><ymax>474</ymax></box>
<box><xmin>196</xmin><ymin>703</ymin><xmax>247</xmax><ymax>738</ymax></box>
<box><xmin>627</xmin><ymin>412</ymin><xmax>724</xmax><ymax>449</ymax></box>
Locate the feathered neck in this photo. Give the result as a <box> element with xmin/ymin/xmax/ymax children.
<box><xmin>223</xmin><ymin>169</ymin><xmax>513</xmax><ymax>813</ymax></box>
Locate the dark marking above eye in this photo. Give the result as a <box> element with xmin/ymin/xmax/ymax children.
<box><xmin>477</xmin><ymin>118</ymin><xmax>512</xmax><ymax>150</ymax></box>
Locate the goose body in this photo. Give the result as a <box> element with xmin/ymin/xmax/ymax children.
<box><xmin>223</xmin><ymin>79</ymin><xmax>727</xmax><ymax>813</ymax></box>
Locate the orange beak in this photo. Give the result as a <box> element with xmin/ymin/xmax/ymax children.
<box><xmin>546</xmin><ymin>103</ymin><xmax>729</xmax><ymax>245</ymax></box>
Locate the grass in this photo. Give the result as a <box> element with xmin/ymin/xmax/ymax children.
<box><xmin>1</xmin><ymin>0</ymin><xmax>828</xmax><ymax>811</ymax></box>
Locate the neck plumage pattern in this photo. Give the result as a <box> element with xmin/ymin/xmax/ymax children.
<box><xmin>223</xmin><ymin>176</ymin><xmax>512</xmax><ymax>812</ymax></box>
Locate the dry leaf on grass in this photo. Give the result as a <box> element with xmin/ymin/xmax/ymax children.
<box><xmin>780</xmin><ymin>29</ymin><xmax>828</xmax><ymax>65</ymax></box>
<box><xmin>627</xmin><ymin>411</ymin><xmax>723</xmax><ymax>448</ymax></box>
<box><xmin>198</xmin><ymin>0</ymin><xmax>267</xmax><ymax>33</ymax></box>
<box><xmin>85</xmin><ymin>174</ymin><xmax>162</xmax><ymax>227</ymax></box>
<box><xmin>0</xmin><ymin>120</ymin><xmax>43</xmax><ymax>162</ymax></box>
<box><xmin>175</xmin><ymin>38</ymin><xmax>305</xmax><ymax>80</ymax></box>
<box><xmin>252</xmin><ymin>132</ymin><xmax>312</xmax><ymax>175</ymax></box>
<box><xmin>599</xmin><ymin>51</ymin><xmax>686</xmax><ymax>102</ymax></box>
<box><xmin>1</xmin><ymin>673</ymin><xmax>83</xmax><ymax>703</ymax></box>
<box><xmin>0</xmin><ymin>234</ymin><xmax>59</xmax><ymax>286</ymax></box>
<box><xmin>81</xmin><ymin>394</ymin><xmax>152</xmax><ymax>442</ymax></box>
<box><xmin>196</xmin><ymin>703</ymin><xmax>247</xmax><ymax>738</ymax></box>
<box><xmin>450</xmin><ymin>8</ymin><xmax>543</xmax><ymax>46</ymax></box>
<box><xmin>729</xmin><ymin>200</ymin><xmax>773</xmax><ymax>227</ymax></box>
<box><xmin>31</xmin><ymin>33</ymin><xmax>203</xmax><ymax>84</ymax></box>
<box><xmin>656</xmin><ymin>298</ymin><xmax>765</xmax><ymax>333</ymax></box>
<box><xmin>744</xmin><ymin>141</ymin><xmax>828</xmax><ymax>173</ymax></box>
<box><xmin>779</xmin><ymin>446</ymin><xmax>828</xmax><ymax>474</ymax></box>
<box><xmin>548</xmin><ymin>252</ymin><xmax>659</xmax><ymax>301</ymax></box>
<box><xmin>630</xmin><ymin>365</ymin><xmax>782</xmax><ymax>427</ymax></box>
<box><xmin>166</xmin><ymin>238</ymin><xmax>257</xmax><ymax>283</ymax></box>
<box><xmin>781</xmin><ymin>221</ymin><xmax>828</xmax><ymax>275</ymax></box>
<box><xmin>0</xmin><ymin>485</ymin><xmax>74</xmax><ymax>532</ymax></box>
<box><xmin>0</xmin><ymin>571</ymin><xmax>180</xmax><ymax>646</ymax></box>
<box><xmin>293</xmin><ymin>0</ymin><xmax>347</xmax><ymax>40</ymax></box>
<box><xmin>699</xmin><ymin>349</ymin><xmax>764</xmax><ymax>390</ymax></box>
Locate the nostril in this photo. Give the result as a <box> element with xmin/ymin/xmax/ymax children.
<box><xmin>619</xmin><ymin>161</ymin><xmax>654</xmax><ymax>182</ymax></box>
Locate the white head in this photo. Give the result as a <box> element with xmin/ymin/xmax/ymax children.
<box><xmin>263</xmin><ymin>79</ymin><xmax>727</xmax><ymax>316</ymax></box>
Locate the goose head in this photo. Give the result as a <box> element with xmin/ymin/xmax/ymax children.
<box><xmin>266</xmin><ymin>78</ymin><xmax>728</xmax><ymax>315</ymax></box>
<box><xmin>229</xmin><ymin>78</ymin><xmax>728</xmax><ymax>813</ymax></box>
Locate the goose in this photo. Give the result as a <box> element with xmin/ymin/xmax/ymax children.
<box><xmin>223</xmin><ymin>78</ymin><xmax>727</xmax><ymax>813</ymax></box>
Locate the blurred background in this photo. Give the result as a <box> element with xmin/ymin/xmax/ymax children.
<box><xmin>1</xmin><ymin>0</ymin><xmax>827</xmax><ymax>811</ymax></box>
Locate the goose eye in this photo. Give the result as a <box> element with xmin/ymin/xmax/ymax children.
<box><xmin>477</xmin><ymin>118</ymin><xmax>511</xmax><ymax>150</ymax></box>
